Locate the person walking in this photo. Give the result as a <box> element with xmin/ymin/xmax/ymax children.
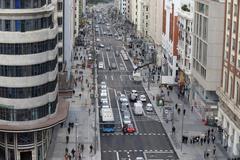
<box><xmin>71</xmin><ymin>148</ymin><xmax>75</xmax><ymax>158</ymax></box>
<box><xmin>212</xmin><ymin>135</ymin><xmax>216</xmax><ymax>144</ymax></box>
<box><xmin>172</xmin><ymin>126</ymin><xmax>176</xmax><ymax>134</ymax></box>
<box><xmin>213</xmin><ymin>145</ymin><xmax>216</xmax><ymax>155</ymax></box>
<box><xmin>90</xmin><ymin>144</ymin><xmax>93</xmax><ymax>153</ymax></box>
<box><xmin>177</xmin><ymin>108</ymin><xmax>181</xmax><ymax>115</ymax></box>
<box><xmin>88</xmin><ymin>108</ymin><xmax>91</xmax><ymax>116</ymax></box>
<box><xmin>68</xmin><ymin>127</ymin><xmax>71</xmax><ymax>134</ymax></box>
<box><xmin>66</xmin><ymin>135</ymin><xmax>69</xmax><ymax>144</ymax></box>
<box><xmin>183</xmin><ymin>109</ymin><xmax>186</xmax><ymax>116</ymax></box>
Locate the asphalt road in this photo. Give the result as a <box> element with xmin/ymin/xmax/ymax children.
<box><xmin>95</xmin><ymin>12</ymin><xmax>178</xmax><ymax>160</ymax></box>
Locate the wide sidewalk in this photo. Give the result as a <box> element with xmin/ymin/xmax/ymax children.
<box><xmin>47</xmin><ymin>46</ymin><xmax>101</xmax><ymax>160</ymax></box>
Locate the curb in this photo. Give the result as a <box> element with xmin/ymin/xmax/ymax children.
<box><xmin>142</xmin><ymin>84</ymin><xmax>182</xmax><ymax>160</ymax></box>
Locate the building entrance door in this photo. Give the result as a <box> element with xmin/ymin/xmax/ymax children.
<box><xmin>20</xmin><ymin>151</ymin><xmax>32</xmax><ymax>160</ymax></box>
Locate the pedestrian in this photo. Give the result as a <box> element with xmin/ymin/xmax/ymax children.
<box><xmin>175</xmin><ymin>104</ymin><xmax>178</xmax><ymax>110</ymax></box>
<box><xmin>90</xmin><ymin>144</ymin><xmax>93</xmax><ymax>153</ymax></box>
<box><xmin>200</xmin><ymin>138</ymin><xmax>203</xmax><ymax>145</ymax></box>
<box><xmin>207</xmin><ymin>129</ymin><xmax>210</xmax><ymax>137</ymax></box>
<box><xmin>178</xmin><ymin>93</ymin><xmax>180</xmax><ymax>99</ymax></box>
<box><xmin>167</xmin><ymin>90</ymin><xmax>170</xmax><ymax>96</ymax></box>
<box><xmin>79</xmin><ymin>93</ymin><xmax>82</xmax><ymax>99</ymax></box>
<box><xmin>172</xmin><ymin>126</ymin><xmax>176</xmax><ymax>134</ymax></box>
<box><xmin>68</xmin><ymin>154</ymin><xmax>72</xmax><ymax>160</ymax></box>
<box><xmin>183</xmin><ymin>109</ymin><xmax>186</xmax><ymax>116</ymax></box>
<box><xmin>213</xmin><ymin>145</ymin><xmax>216</xmax><ymax>155</ymax></box>
<box><xmin>68</xmin><ymin>127</ymin><xmax>71</xmax><ymax>134</ymax></box>
<box><xmin>88</xmin><ymin>108</ymin><xmax>91</xmax><ymax>116</ymax></box>
<box><xmin>71</xmin><ymin>148</ymin><xmax>75</xmax><ymax>157</ymax></box>
<box><xmin>81</xmin><ymin>144</ymin><xmax>84</xmax><ymax>152</ymax></box>
<box><xmin>177</xmin><ymin>108</ymin><xmax>181</xmax><ymax>115</ymax></box>
<box><xmin>191</xmin><ymin>106</ymin><xmax>193</xmax><ymax>112</ymax></box>
<box><xmin>207</xmin><ymin>138</ymin><xmax>210</xmax><ymax>144</ymax></box>
<box><xmin>203</xmin><ymin>136</ymin><xmax>206</xmax><ymax>144</ymax></box>
<box><xmin>66</xmin><ymin>135</ymin><xmax>69</xmax><ymax>144</ymax></box>
<box><xmin>212</xmin><ymin>135</ymin><xmax>216</xmax><ymax>144</ymax></box>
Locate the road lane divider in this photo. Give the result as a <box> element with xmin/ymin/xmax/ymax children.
<box><xmin>124</xmin><ymin>90</ymin><xmax>139</xmax><ymax>134</ymax></box>
<box><xmin>114</xmin><ymin>89</ymin><xmax>123</xmax><ymax>128</ymax></box>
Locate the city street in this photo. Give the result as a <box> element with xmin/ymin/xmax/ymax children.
<box><xmin>96</xmin><ymin>11</ymin><xmax>178</xmax><ymax>160</ymax></box>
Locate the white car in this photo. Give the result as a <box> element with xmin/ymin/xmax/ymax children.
<box><xmin>96</xmin><ymin>38</ymin><xmax>100</xmax><ymax>42</ymax></box>
<box><xmin>99</xmin><ymin>44</ymin><xmax>105</xmax><ymax>48</ymax></box>
<box><xmin>100</xmin><ymin>97</ymin><xmax>108</xmax><ymax>105</ymax></box>
<box><xmin>101</xmin><ymin>81</ymin><xmax>106</xmax><ymax>85</ymax></box>
<box><xmin>146</xmin><ymin>103</ymin><xmax>153</xmax><ymax>112</ymax></box>
<box><xmin>98</xmin><ymin>62</ymin><xmax>104</xmax><ymax>69</ymax></box>
<box><xmin>139</xmin><ymin>95</ymin><xmax>146</xmax><ymax>102</ymax></box>
<box><xmin>100</xmin><ymin>92</ymin><xmax>107</xmax><ymax>98</ymax></box>
<box><xmin>119</xmin><ymin>94</ymin><xmax>127</xmax><ymax>102</ymax></box>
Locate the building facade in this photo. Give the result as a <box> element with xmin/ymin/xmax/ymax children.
<box><xmin>192</xmin><ymin>0</ymin><xmax>224</xmax><ymax>122</ymax></box>
<box><xmin>120</xmin><ymin>0</ymin><xmax>127</xmax><ymax>15</ymax></box>
<box><xmin>217</xmin><ymin>0</ymin><xmax>240</xmax><ymax>157</ymax></box>
<box><xmin>177</xmin><ymin>0</ymin><xmax>194</xmax><ymax>100</ymax></box>
<box><xmin>161</xmin><ymin>0</ymin><xmax>180</xmax><ymax>84</ymax></box>
<box><xmin>0</xmin><ymin>0</ymin><xmax>68</xmax><ymax>160</ymax></box>
<box><xmin>57</xmin><ymin>0</ymin><xmax>64</xmax><ymax>71</ymax></box>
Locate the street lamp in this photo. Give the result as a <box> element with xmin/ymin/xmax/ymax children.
<box><xmin>75</xmin><ymin>121</ymin><xmax>79</xmax><ymax>160</ymax></box>
<box><xmin>180</xmin><ymin>104</ymin><xmax>185</xmax><ymax>152</ymax></box>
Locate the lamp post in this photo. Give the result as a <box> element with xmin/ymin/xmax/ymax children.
<box><xmin>180</xmin><ymin>104</ymin><xmax>185</xmax><ymax>152</ymax></box>
<box><xmin>75</xmin><ymin>121</ymin><xmax>79</xmax><ymax>160</ymax></box>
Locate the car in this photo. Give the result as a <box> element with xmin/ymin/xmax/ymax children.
<box><xmin>101</xmin><ymin>89</ymin><xmax>107</xmax><ymax>94</ymax></box>
<box><xmin>122</xmin><ymin>123</ymin><xmax>135</xmax><ymax>133</ymax></box>
<box><xmin>100</xmin><ymin>92</ymin><xmax>107</xmax><ymax>98</ymax></box>
<box><xmin>121</xmin><ymin>98</ymin><xmax>129</xmax><ymax>106</ymax></box>
<box><xmin>115</xmin><ymin>51</ymin><xmax>120</xmax><ymax>57</ymax></box>
<box><xmin>139</xmin><ymin>95</ymin><xmax>146</xmax><ymax>102</ymax></box>
<box><xmin>123</xmin><ymin>114</ymin><xmax>131</xmax><ymax>124</ymax></box>
<box><xmin>106</xmin><ymin>47</ymin><xmax>111</xmax><ymax>51</ymax></box>
<box><xmin>108</xmin><ymin>32</ymin><xmax>112</xmax><ymax>36</ymax></box>
<box><xmin>114</xmin><ymin>33</ymin><xmax>118</xmax><ymax>37</ymax></box>
<box><xmin>135</xmin><ymin>157</ymin><xmax>144</xmax><ymax>160</ymax></box>
<box><xmin>96</xmin><ymin>38</ymin><xmax>100</xmax><ymax>42</ymax></box>
<box><xmin>103</xmin><ymin>32</ymin><xmax>107</xmax><ymax>35</ymax></box>
<box><xmin>100</xmin><ymin>97</ymin><xmax>108</xmax><ymax>105</ymax></box>
<box><xmin>106</xmin><ymin>23</ymin><xmax>110</xmax><ymax>26</ymax></box>
<box><xmin>130</xmin><ymin>90</ymin><xmax>138</xmax><ymax>101</ymax></box>
<box><xmin>101</xmin><ymin>81</ymin><xmax>106</xmax><ymax>85</ymax></box>
<box><xmin>100</xmin><ymin>83</ymin><xmax>107</xmax><ymax>89</ymax></box>
<box><xmin>98</xmin><ymin>62</ymin><xmax>104</xmax><ymax>69</ymax></box>
<box><xmin>146</xmin><ymin>103</ymin><xmax>153</xmax><ymax>112</ymax></box>
<box><xmin>110</xmin><ymin>63</ymin><xmax>117</xmax><ymax>69</ymax></box>
<box><xmin>121</xmin><ymin>103</ymin><xmax>128</xmax><ymax>112</ymax></box>
<box><xmin>119</xmin><ymin>94</ymin><xmax>127</xmax><ymax>102</ymax></box>
<box><xmin>99</xmin><ymin>44</ymin><xmax>105</xmax><ymax>48</ymax></box>
<box><xmin>101</xmin><ymin>104</ymin><xmax>110</xmax><ymax>108</ymax></box>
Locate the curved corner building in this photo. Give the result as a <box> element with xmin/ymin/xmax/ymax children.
<box><xmin>0</xmin><ymin>0</ymin><xmax>68</xmax><ymax>159</ymax></box>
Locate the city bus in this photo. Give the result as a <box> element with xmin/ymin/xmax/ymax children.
<box><xmin>100</xmin><ymin>108</ymin><xmax>115</xmax><ymax>133</ymax></box>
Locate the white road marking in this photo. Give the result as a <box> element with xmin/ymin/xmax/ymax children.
<box><xmin>120</xmin><ymin>52</ymin><xmax>128</xmax><ymax>70</ymax></box>
<box><xmin>112</xmin><ymin>47</ymin><xmax>120</xmax><ymax>70</ymax></box>
<box><xmin>116</xmin><ymin>152</ymin><xmax>120</xmax><ymax>160</ymax></box>
<box><xmin>105</xmin><ymin>75</ymin><xmax>107</xmax><ymax>80</ymax></box>
<box><xmin>107</xmin><ymin>88</ymin><xmax>112</xmax><ymax>108</ymax></box>
<box><xmin>101</xmin><ymin>51</ymin><xmax>106</xmax><ymax>69</ymax></box>
<box><xmin>111</xmin><ymin>75</ymin><xmax>114</xmax><ymax>81</ymax></box>
<box><xmin>128</xmin><ymin>75</ymin><xmax>132</xmax><ymax>81</ymax></box>
<box><xmin>114</xmin><ymin>89</ymin><xmax>123</xmax><ymax>128</ymax></box>
<box><xmin>124</xmin><ymin>90</ymin><xmax>139</xmax><ymax>133</ymax></box>
<box><xmin>106</xmin><ymin>51</ymin><xmax>111</xmax><ymax>67</ymax></box>
<box><xmin>120</xmin><ymin>75</ymin><xmax>123</xmax><ymax>81</ymax></box>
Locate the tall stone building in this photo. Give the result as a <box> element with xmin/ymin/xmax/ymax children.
<box><xmin>217</xmin><ymin>0</ymin><xmax>240</xmax><ymax>158</ymax></box>
<box><xmin>0</xmin><ymin>0</ymin><xmax>68</xmax><ymax>159</ymax></box>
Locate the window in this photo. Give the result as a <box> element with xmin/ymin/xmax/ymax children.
<box><xmin>232</xmin><ymin>38</ymin><xmax>236</xmax><ymax>50</ymax></box>
<box><xmin>234</xmin><ymin>4</ymin><xmax>238</xmax><ymax>16</ymax></box>
<box><xmin>57</xmin><ymin>2</ymin><xmax>63</xmax><ymax>11</ymax></box>
<box><xmin>237</xmin><ymin>82</ymin><xmax>240</xmax><ymax>105</ymax></box>
<box><xmin>233</xmin><ymin>22</ymin><xmax>237</xmax><ymax>33</ymax></box>
<box><xmin>230</xmin><ymin>76</ymin><xmax>234</xmax><ymax>99</ymax></box>
<box><xmin>224</xmin><ymin>71</ymin><xmax>228</xmax><ymax>93</ymax></box>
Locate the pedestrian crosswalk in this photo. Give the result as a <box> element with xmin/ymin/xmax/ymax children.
<box><xmin>101</xmin><ymin>132</ymin><xmax>166</xmax><ymax>136</ymax></box>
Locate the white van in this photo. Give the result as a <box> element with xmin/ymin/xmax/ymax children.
<box><xmin>134</xmin><ymin>102</ymin><xmax>143</xmax><ymax>115</ymax></box>
<box><xmin>130</xmin><ymin>90</ymin><xmax>138</xmax><ymax>102</ymax></box>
